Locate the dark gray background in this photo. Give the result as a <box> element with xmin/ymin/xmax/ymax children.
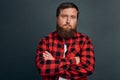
<box><xmin>0</xmin><ymin>0</ymin><xmax>120</xmax><ymax>80</ymax></box>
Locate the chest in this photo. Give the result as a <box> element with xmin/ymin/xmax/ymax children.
<box><xmin>47</xmin><ymin>39</ymin><xmax>83</xmax><ymax>58</ymax></box>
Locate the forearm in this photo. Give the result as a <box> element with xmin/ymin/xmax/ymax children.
<box><xmin>61</xmin><ymin>38</ymin><xmax>95</xmax><ymax>79</ymax></box>
<box><xmin>36</xmin><ymin>51</ymin><xmax>76</xmax><ymax>76</ymax></box>
<box><xmin>61</xmin><ymin>55</ymin><xmax>95</xmax><ymax>79</ymax></box>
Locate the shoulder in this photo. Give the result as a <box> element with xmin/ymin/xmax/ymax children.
<box><xmin>40</xmin><ymin>31</ymin><xmax>57</xmax><ymax>41</ymax></box>
<box><xmin>76</xmin><ymin>32</ymin><xmax>92</xmax><ymax>41</ymax></box>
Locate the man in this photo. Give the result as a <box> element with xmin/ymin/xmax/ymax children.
<box><xmin>36</xmin><ymin>2</ymin><xmax>95</xmax><ymax>80</ymax></box>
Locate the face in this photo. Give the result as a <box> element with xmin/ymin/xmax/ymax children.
<box><xmin>56</xmin><ymin>8</ymin><xmax>78</xmax><ymax>39</ymax></box>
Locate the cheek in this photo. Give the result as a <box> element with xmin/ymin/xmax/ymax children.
<box><xmin>57</xmin><ymin>19</ymin><xmax>66</xmax><ymax>26</ymax></box>
<box><xmin>71</xmin><ymin>21</ymin><xmax>77</xmax><ymax>28</ymax></box>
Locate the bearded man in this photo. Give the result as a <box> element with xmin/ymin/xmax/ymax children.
<box><xmin>36</xmin><ymin>2</ymin><xmax>95</xmax><ymax>80</ymax></box>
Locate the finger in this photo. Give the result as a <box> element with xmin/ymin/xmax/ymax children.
<box><xmin>44</xmin><ymin>57</ymin><xmax>48</xmax><ymax>60</ymax></box>
<box><xmin>43</xmin><ymin>54</ymin><xmax>49</xmax><ymax>60</ymax></box>
<box><xmin>43</xmin><ymin>52</ymin><xmax>49</xmax><ymax>57</ymax></box>
<box><xmin>43</xmin><ymin>53</ymin><xmax>49</xmax><ymax>60</ymax></box>
<box><xmin>45</xmin><ymin>51</ymin><xmax>49</xmax><ymax>53</ymax></box>
<box><xmin>43</xmin><ymin>53</ymin><xmax>46</xmax><ymax>57</ymax></box>
<box><xmin>43</xmin><ymin>53</ymin><xmax>47</xmax><ymax>58</ymax></box>
<box><xmin>44</xmin><ymin>51</ymin><xmax>55</xmax><ymax>60</ymax></box>
<box><xmin>45</xmin><ymin>51</ymin><xmax>51</xmax><ymax>55</ymax></box>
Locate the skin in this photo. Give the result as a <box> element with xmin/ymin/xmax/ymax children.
<box><xmin>43</xmin><ymin>8</ymin><xmax>80</xmax><ymax>64</ymax></box>
<box><xmin>57</xmin><ymin>8</ymin><xmax>77</xmax><ymax>32</ymax></box>
<box><xmin>56</xmin><ymin>8</ymin><xmax>78</xmax><ymax>39</ymax></box>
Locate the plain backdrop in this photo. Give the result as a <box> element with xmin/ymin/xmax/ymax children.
<box><xmin>0</xmin><ymin>0</ymin><xmax>120</xmax><ymax>80</ymax></box>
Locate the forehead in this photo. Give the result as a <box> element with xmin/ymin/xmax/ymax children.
<box><xmin>59</xmin><ymin>8</ymin><xmax>78</xmax><ymax>15</ymax></box>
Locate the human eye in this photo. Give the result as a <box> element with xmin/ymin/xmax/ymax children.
<box><xmin>71</xmin><ymin>16</ymin><xmax>76</xmax><ymax>19</ymax></box>
<box><xmin>61</xmin><ymin>15</ymin><xmax>67</xmax><ymax>18</ymax></box>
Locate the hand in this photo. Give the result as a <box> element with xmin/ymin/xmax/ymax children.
<box><xmin>75</xmin><ymin>56</ymin><xmax>80</xmax><ymax>64</ymax></box>
<box><xmin>43</xmin><ymin>51</ymin><xmax>55</xmax><ymax>60</ymax></box>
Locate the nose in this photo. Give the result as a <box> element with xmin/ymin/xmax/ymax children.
<box><xmin>66</xmin><ymin>17</ymin><xmax>71</xmax><ymax>24</ymax></box>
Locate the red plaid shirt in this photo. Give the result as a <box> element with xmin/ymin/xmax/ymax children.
<box><xmin>36</xmin><ymin>31</ymin><xmax>95</xmax><ymax>80</ymax></box>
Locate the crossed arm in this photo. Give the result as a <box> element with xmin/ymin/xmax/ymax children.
<box><xmin>36</xmin><ymin>38</ymin><xmax>95</xmax><ymax>78</ymax></box>
<box><xmin>43</xmin><ymin>51</ymin><xmax>80</xmax><ymax>64</ymax></box>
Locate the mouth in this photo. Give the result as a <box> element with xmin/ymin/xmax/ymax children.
<box><xmin>64</xmin><ymin>24</ymin><xmax>72</xmax><ymax>28</ymax></box>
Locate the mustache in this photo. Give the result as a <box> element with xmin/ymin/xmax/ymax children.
<box><xmin>63</xmin><ymin>24</ymin><xmax>72</xmax><ymax>27</ymax></box>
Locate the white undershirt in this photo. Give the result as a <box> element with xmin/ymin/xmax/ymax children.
<box><xmin>63</xmin><ymin>44</ymin><xmax>67</xmax><ymax>58</ymax></box>
<box><xmin>59</xmin><ymin>44</ymin><xmax>67</xmax><ymax>80</ymax></box>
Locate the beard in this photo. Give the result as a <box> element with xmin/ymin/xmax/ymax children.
<box><xmin>56</xmin><ymin>24</ymin><xmax>76</xmax><ymax>39</ymax></box>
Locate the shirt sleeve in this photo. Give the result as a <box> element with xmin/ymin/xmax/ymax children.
<box><xmin>62</xmin><ymin>37</ymin><xmax>95</xmax><ymax>79</ymax></box>
<box><xmin>35</xmin><ymin>39</ymin><xmax>76</xmax><ymax>76</ymax></box>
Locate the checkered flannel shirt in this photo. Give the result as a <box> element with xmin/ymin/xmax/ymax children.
<box><xmin>36</xmin><ymin>31</ymin><xmax>95</xmax><ymax>80</ymax></box>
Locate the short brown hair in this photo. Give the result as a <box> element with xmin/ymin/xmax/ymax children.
<box><xmin>56</xmin><ymin>2</ymin><xmax>79</xmax><ymax>19</ymax></box>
